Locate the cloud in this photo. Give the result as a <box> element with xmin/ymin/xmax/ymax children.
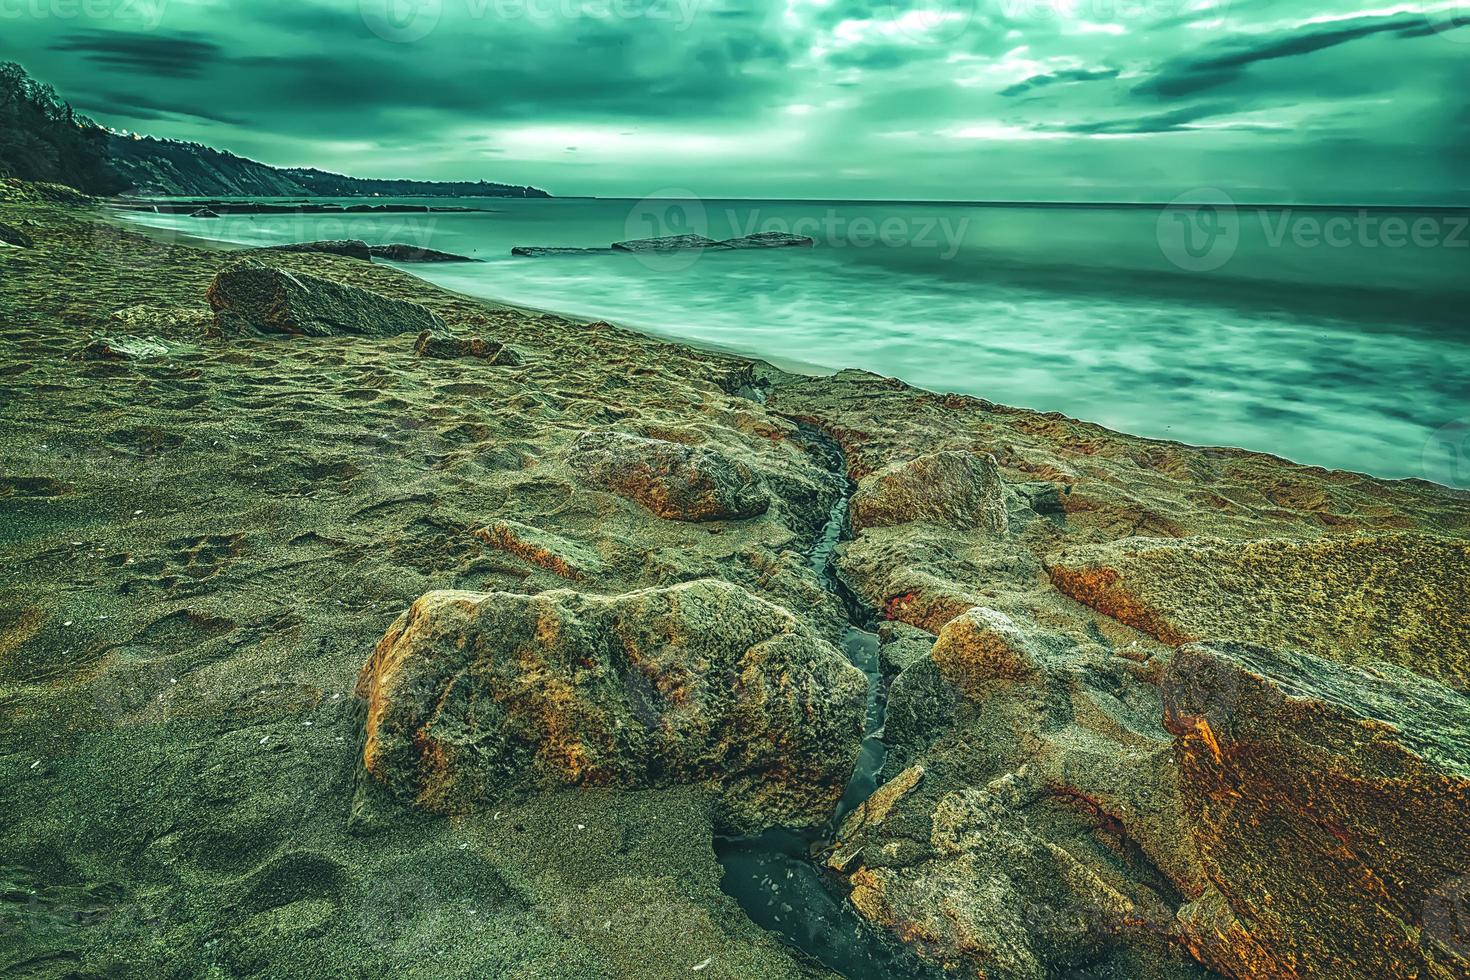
<box><xmin>48</xmin><ymin>31</ymin><xmax>222</xmax><ymax>79</ymax></box>
<box><xmin>1134</xmin><ymin>13</ymin><xmax>1440</xmax><ymax>99</ymax></box>
<box><xmin>1000</xmin><ymin>68</ymin><xmax>1119</xmax><ymax>98</ymax></box>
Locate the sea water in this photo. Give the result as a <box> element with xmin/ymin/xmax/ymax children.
<box><xmin>120</xmin><ymin>197</ymin><xmax>1470</xmax><ymax>486</ymax></box>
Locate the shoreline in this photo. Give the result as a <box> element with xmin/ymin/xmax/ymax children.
<box><xmin>105</xmin><ymin>205</ymin><xmax>1461</xmax><ymax>494</ymax></box>
<box><xmin>4</xmin><ymin>182</ymin><xmax>1470</xmax><ymax>980</ymax></box>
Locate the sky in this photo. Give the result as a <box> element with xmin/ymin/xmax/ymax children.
<box><xmin>2</xmin><ymin>0</ymin><xmax>1468</xmax><ymax>202</ymax></box>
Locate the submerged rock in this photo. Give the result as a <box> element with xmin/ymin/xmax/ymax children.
<box><xmin>260</xmin><ymin>239</ymin><xmax>373</xmax><ymax>261</ymax></box>
<box><xmin>369</xmin><ymin>243</ymin><xmax>478</xmax><ymax>263</ymax></box>
<box><xmin>567</xmin><ymin>429</ymin><xmax>770</xmax><ymax>522</ymax></box>
<box><xmin>206</xmin><ymin>263</ymin><xmax>445</xmax><ymax>338</ymax></box>
<box><xmin>719</xmin><ymin>232</ymin><xmax>815</xmax><ymax>249</ymax></box>
<box><xmin>1164</xmin><ymin>641</ymin><xmax>1470</xmax><ymax>979</ymax></box>
<box><xmin>356</xmin><ymin>579</ymin><xmax>867</xmax><ymax>832</ymax></box>
<box><xmin>0</xmin><ymin>222</ymin><xmax>33</xmax><ymax>247</ymax></box>
<box><xmin>611</xmin><ymin>234</ymin><xmax>733</xmax><ymax>252</ymax></box>
<box><xmin>1047</xmin><ymin>533</ymin><xmax>1470</xmax><ymax>688</ymax></box>
<box><xmin>510</xmin><ymin>246</ymin><xmax>617</xmax><ymax>257</ymax></box>
<box><xmin>850</xmin><ymin>451</ymin><xmax>1010</xmax><ymax>534</ymax></box>
<box><xmin>413</xmin><ymin>330</ymin><xmax>523</xmax><ymax>364</ymax></box>
<box><xmin>189</xmin><ymin>208</ymin><xmax>219</xmax><ymax>219</ymax></box>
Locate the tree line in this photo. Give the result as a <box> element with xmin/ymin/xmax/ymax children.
<box><xmin>0</xmin><ymin>62</ymin><xmax>122</xmax><ymax>194</ymax></box>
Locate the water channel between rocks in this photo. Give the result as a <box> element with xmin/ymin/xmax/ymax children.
<box><xmin>713</xmin><ymin>431</ymin><xmax>939</xmax><ymax>979</ymax></box>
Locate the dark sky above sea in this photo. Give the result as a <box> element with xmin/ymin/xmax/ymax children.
<box><xmin>3</xmin><ymin>0</ymin><xmax>1468</xmax><ymax>202</ymax></box>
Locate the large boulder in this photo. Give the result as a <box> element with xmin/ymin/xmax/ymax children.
<box><xmin>1047</xmin><ymin>533</ymin><xmax>1470</xmax><ymax>689</ymax></box>
<box><xmin>1164</xmin><ymin>641</ymin><xmax>1470</xmax><ymax>979</ymax></box>
<box><xmin>849</xmin><ymin>451</ymin><xmax>1009</xmax><ymax>534</ymax></box>
<box><xmin>567</xmin><ymin>430</ymin><xmax>770</xmax><ymax>522</ymax></box>
<box><xmin>206</xmin><ymin>263</ymin><xmax>445</xmax><ymax>338</ymax></box>
<box><xmin>355</xmin><ymin>580</ymin><xmax>867</xmax><ymax>832</ymax></box>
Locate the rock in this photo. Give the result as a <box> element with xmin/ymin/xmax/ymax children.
<box><xmin>849</xmin><ymin>451</ymin><xmax>1010</xmax><ymax>534</ymax></box>
<box><xmin>719</xmin><ymin>232</ymin><xmax>815</xmax><ymax>249</ymax></box>
<box><xmin>369</xmin><ymin>243</ymin><xmax>478</xmax><ymax>263</ymax></box>
<box><xmin>1163</xmin><ymin>641</ymin><xmax>1470</xmax><ymax>979</ymax></box>
<box><xmin>567</xmin><ymin>430</ymin><xmax>770</xmax><ymax>522</ymax></box>
<box><xmin>355</xmin><ymin>579</ymin><xmax>867</xmax><ymax>832</ymax></box>
<box><xmin>260</xmin><ymin>239</ymin><xmax>372</xmax><ymax>261</ymax></box>
<box><xmin>876</xmin><ymin>621</ymin><xmax>935</xmax><ymax>678</ymax></box>
<box><xmin>472</xmin><ymin>520</ymin><xmax>603</xmax><ymax>580</ymax></box>
<box><xmin>413</xmin><ymin>330</ymin><xmax>523</xmax><ymax>364</ymax></box>
<box><xmin>610</xmin><ymin>235</ymin><xmax>734</xmax><ymax>253</ymax></box>
<box><xmin>109</xmin><ymin>304</ymin><xmax>217</xmax><ymax>339</ymax></box>
<box><xmin>206</xmin><ymin>263</ymin><xmax>445</xmax><ymax>338</ymax></box>
<box><xmin>0</xmin><ymin>222</ymin><xmax>33</xmax><ymax>248</ymax></box>
<box><xmin>510</xmin><ymin>246</ymin><xmax>618</xmax><ymax>257</ymax></box>
<box><xmin>189</xmin><ymin>208</ymin><xmax>219</xmax><ymax>219</ymax></box>
<box><xmin>1047</xmin><ymin>533</ymin><xmax>1470</xmax><ymax>689</ymax></box>
<box><xmin>76</xmin><ymin>335</ymin><xmax>177</xmax><ymax>361</ymax></box>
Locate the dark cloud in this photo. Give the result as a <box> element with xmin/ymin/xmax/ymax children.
<box><xmin>1135</xmin><ymin>13</ymin><xmax>1436</xmax><ymax>98</ymax></box>
<box><xmin>48</xmin><ymin>31</ymin><xmax>221</xmax><ymax>79</ymax></box>
<box><xmin>1001</xmin><ymin>69</ymin><xmax>1119</xmax><ymax>98</ymax></box>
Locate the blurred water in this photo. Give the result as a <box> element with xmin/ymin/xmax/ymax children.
<box><xmin>122</xmin><ymin>197</ymin><xmax>1470</xmax><ymax>485</ymax></box>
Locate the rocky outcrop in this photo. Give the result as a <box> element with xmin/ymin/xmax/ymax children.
<box><xmin>567</xmin><ymin>430</ymin><xmax>770</xmax><ymax>522</ymax></box>
<box><xmin>356</xmin><ymin>579</ymin><xmax>867</xmax><ymax>832</ymax></box>
<box><xmin>413</xmin><ymin>330</ymin><xmax>523</xmax><ymax>364</ymax></box>
<box><xmin>611</xmin><ymin>234</ymin><xmax>732</xmax><ymax>253</ymax></box>
<box><xmin>1163</xmin><ymin>641</ymin><xmax>1470</xmax><ymax>979</ymax></box>
<box><xmin>849</xmin><ymin>451</ymin><xmax>1009</xmax><ymax>534</ymax></box>
<box><xmin>368</xmin><ymin>243</ymin><xmax>478</xmax><ymax>263</ymax></box>
<box><xmin>261</xmin><ymin>240</ymin><xmax>373</xmax><ymax>261</ymax></box>
<box><xmin>510</xmin><ymin>246</ymin><xmax>616</xmax><ymax>257</ymax></box>
<box><xmin>206</xmin><ymin>263</ymin><xmax>445</xmax><ymax>338</ymax></box>
<box><xmin>0</xmin><ymin>222</ymin><xmax>34</xmax><ymax>247</ymax></box>
<box><xmin>719</xmin><ymin>232</ymin><xmax>815</xmax><ymax>249</ymax></box>
<box><xmin>1047</xmin><ymin>533</ymin><xmax>1470</xmax><ymax>689</ymax></box>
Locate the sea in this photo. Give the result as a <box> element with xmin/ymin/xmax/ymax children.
<box><xmin>118</xmin><ymin>196</ymin><xmax>1470</xmax><ymax>487</ymax></box>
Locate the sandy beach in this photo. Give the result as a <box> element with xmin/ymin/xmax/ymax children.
<box><xmin>4</xmin><ymin>180</ymin><xmax>1469</xmax><ymax>980</ymax></box>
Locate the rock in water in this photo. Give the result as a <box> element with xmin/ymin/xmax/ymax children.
<box><xmin>206</xmin><ymin>263</ymin><xmax>445</xmax><ymax>338</ymax></box>
<box><xmin>610</xmin><ymin>234</ymin><xmax>734</xmax><ymax>252</ymax></box>
<box><xmin>849</xmin><ymin>451</ymin><xmax>1010</xmax><ymax>534</ymax></box>
<box><xmin>567</xmin><ymin>429</ymin><xmax>770</xmax><ymax>521</ymax></box>
<box><xmin>1047</xmin><ymin>533</ymin><xmax>1470</xmax><ymax>689</ymax></box>
<box><xmin>413</xmin><ymin>330</ymin><xmax>523</xmax><ymax>364</ymax></box>
<box><xmin>369</xmin><ymin>243</ymin><xmax>478</xmax><ymax>262</ymax></box>
<box><xmin>0</xmin><ymin>222</ymin><xmax>33</xmax><ymax>247</ymax></box>
<box><xmin>1163</xmin><ymin>641</ymin><xmax>1470</xmax><ymax>979</ymax></box>
<box><xmin>355</xmin><ymin>579</ymin><xmax>867</xmax><ymax>832</ymax></box>
<box><xmin>189</xmin><ymin>208</ymin><xmax>219</xmax><ymax>219</ymax></box>
<box><xmin>510</xmin><ymin>246</ymin><xmax>618</xmax><ymax>257</ymax></box>
<box><xmin>261</xmin><ymin>240</ymin><xmax>373</xmax><ymax>261</ymax></box>
<box><xmin>719</xmin><ymin>232</ymin><xmax>815</xmax><ymax>249</ymax></box>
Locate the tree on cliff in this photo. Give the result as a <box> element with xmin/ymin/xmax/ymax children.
<box><xmin>0</xmin><ymin>62</ymin><xmax>121</xmax><ymax>194</ymax></box>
